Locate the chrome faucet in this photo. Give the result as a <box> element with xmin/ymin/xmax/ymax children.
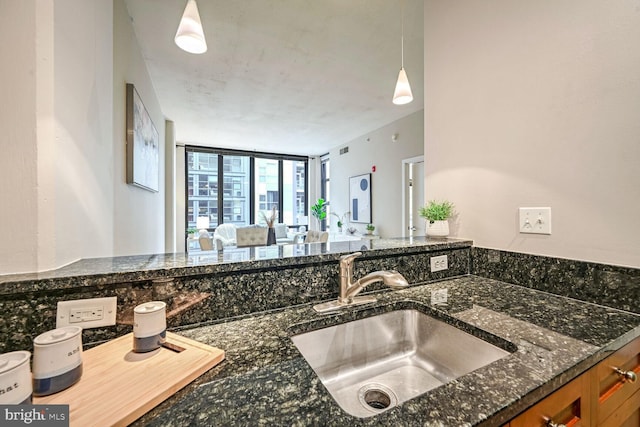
<box><xmin>313</xmin><ymin>252</ymin><xmax>409</xmax><ymax>313</ymax></box>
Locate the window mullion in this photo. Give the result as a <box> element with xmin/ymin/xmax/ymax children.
<box><xmin>278</xmin><ymin>159</ymin><xmax>284</xmax><ymax>223</ymax></box>
<box><xmin>217</xmin><ymin>155</ymin><xmax>224</xmax><ymax>226</ymax></box>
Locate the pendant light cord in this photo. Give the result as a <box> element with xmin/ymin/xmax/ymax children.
<box><xmin>401</xmin><ymin>0</ymin><xmax>405</xmax><ymax>68</ymax></box>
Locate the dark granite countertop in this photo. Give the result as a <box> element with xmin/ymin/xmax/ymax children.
<box><xmin>0</xmin><ymin>238</ymin><xmax>471</xmax><ymax>294</ymax></box>
<box><xmin>133</xmin><ymin>275</ymin><xmax>640</xmax><ymax>426</ymax></box>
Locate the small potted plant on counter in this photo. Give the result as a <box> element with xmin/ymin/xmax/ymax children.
<box><xmin>187</xmin><ymin>228</ymin><xmax>198</xmax><ymax>239</ymax></box>
<box><xmin>419</xmin><ymin>200</ymin><xmax>454</xmax><ymax>238</ymax></box>
<box><xmin>331</xmin><ymin>211</ymin><xmax>350</xmax><ymax>233</ymax></box>
<box><xmin>366</xmin><ymin>224</ymin><xmax>375</xmax><ymax>235</ymax></box>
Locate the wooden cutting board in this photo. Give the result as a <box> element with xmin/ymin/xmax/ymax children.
<box><xmin>34</xmin><ymin>332</ymin><xmax>224</xmax><ymax>427</ymax></box>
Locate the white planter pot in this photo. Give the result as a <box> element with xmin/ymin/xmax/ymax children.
<box><xmin>426</xmin><ymin>220</ymin><xmax>449</xmax><ymax>238</ymax></box>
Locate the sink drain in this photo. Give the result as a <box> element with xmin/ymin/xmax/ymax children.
<box><xmin>358</xmin><ymin>383</ymin><xmax>398</xmax><ymax>412</ymax></box>
<box><xmin>364</xmin><ymin>389</ymin><xmax>391</xmax><ymax>409</ymax></box>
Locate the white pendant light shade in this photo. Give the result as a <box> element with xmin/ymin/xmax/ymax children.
<box><xmin>393</xmin><ymin>67</ymin><xmax>413</xmax><ymax>105</ymax></box>
<box><xmin>392</xmin><ymin>1</ymin><xmax>413</xmax><ymax>105</ymax></box>
<box><xmin>175</xmin><ymin>0</ymin><xmax>207</xmax><ymax>54</ymax></box>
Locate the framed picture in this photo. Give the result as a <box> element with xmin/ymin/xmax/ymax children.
<box><xmin>349</xmin><ymin>173</ymin><xmax>372</xmax><ymax>223</ymax></box>
<box><xmin>126</xmin><ymin>83</ymin><xmax>159</xmax><ymax>192</ymax></box>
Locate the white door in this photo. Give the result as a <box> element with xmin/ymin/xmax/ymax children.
<box><xmin>402</xmin><ymin>156</ymin><xmax>425</xmax><ymax>238</ymax></box>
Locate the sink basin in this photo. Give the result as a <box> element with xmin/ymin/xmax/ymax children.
<box><xmin>291</xmin><ymin>308</ymin><xmax>512</xmax><ymax>418</ymax></box>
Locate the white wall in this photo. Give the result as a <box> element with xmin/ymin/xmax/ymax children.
<box><xmin>0</xmin><ymin>0</ymin><xmax>114</xmax><ymax>274</ymax></box>
<box><xmin>0</xmin><ymin>0</ymin><xmax>166</xmax><ymax>275</ymax></box>
<box><xmin>329</xmin><ymin>110</ymin><xmax>424</xmax><ymax>237</ymax></box>
<box><xmin>175</xmin><ymin>145</ymin><xmax>186</xmax><ymax>251</ymax></box>
<box><xmin>165</xmin><ymin>121</ymin><xmax>176</xmax><ymax>253</ymax></box>
<box><xmin>424</xmin><ymin>0</ymin><xmax>640</xmax><ymax>268</ymax></box>
<box><xmin>112</xmin><ymin>0</ymin><xmax>165</xmax><ymax>256</ymax></box>
<box><xmin>53</xmin><ymin>0</ymin><xmax>114</xmax><ymax>264</ymax></box>
<box><xmin>0</xmin><ymin>1</ymin><xmax>39</xmax><ymax>273</ymax></box>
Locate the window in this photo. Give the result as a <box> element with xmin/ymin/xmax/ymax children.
<box><xmin>186</xmin><ymin>147</ymin><xmax>308</xmax><ymax>236</ymax></box>
<box><xmin>222</xmin><ymin>155</ymin><xmax>250</xmax><ymax>226</ymax></box>
<box><xmin>254</xmin><ymin>157</ymin><xmax>280</xmax><ymax>223</ymax></box>
<box><xmin>186</xmin><ymin>152</ymin><xmax>219</xmax><ymax>230</ymax></box>
<box><xmin>282</xmin><ymin>159</ymin><xmax>307</xmax><ymax>225</ymax></box>
<box><xmin>320</xmin><ymin>155</ymin><xmax>330</xmax><ymax>230</ymax></box>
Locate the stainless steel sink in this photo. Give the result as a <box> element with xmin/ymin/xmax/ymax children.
<box><xmin>291</xmin><ymin>309</ymin><xmax>512</xmax><ymax>418</ymax></box>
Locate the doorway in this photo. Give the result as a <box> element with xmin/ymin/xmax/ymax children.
<box><xmin>402</xmin><ymin>156</ymin><xmax>425</xmax><ymax>238</ymax></box>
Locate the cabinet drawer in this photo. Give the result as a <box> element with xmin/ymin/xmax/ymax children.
<box><xmin>600</xmin><ymin>387</ymin><xmax>640</xmax><ymax>427</ymax></box>
<box><xmin>510</xmin><ymin>374</ymin><xmax>591</xmax><ymax>427</ymax></box>
<box><xmin>593</xmin><ymin>338</ymin><xmax>640</xmax><ymax>425</ymax></box>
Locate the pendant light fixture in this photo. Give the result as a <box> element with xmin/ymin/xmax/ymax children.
<box><xmin>175</xmin><ymin>0</ymin><xmax>207</xmax><ymax>54</ymax></box>
<box><xmin>392</xmin><ymin>0</ymin><xmax>413</xmax><ymax>105</ymax></box>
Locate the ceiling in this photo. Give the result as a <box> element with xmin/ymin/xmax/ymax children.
<box><xmin>125</xmin><ymin>0</ymin><xmax>424</xmax><ymax>156</ymax></box>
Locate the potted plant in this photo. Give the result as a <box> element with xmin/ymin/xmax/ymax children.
<box><xmin>187</xmin><ymin>228</ymin><xmax>198</xmax><ymax>239</ymax></box>
<box><xmin>419</xmin><ymin>200</ymin><xmax>454</xmax><ymax>238</ymax></box>
<box><xmin>330</xmin><ymin>211</ymin><xmax>350</xmax><ymax>233</ymax></box>
<box><xmin>366</xmin><ymin>224</ymin><xmax>375</xmax><ymax>235</ymax></box>
<box><xmin>311</xmin><ymin>198</ymin><xmax>328</xmax><ymax>230</ymax></box>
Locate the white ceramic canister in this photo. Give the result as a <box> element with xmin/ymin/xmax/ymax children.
<box><xmin>133</xmin><ymin>301</ymin><xmax>166</xmax><ymax>353</ymax></box>
<box><xmin>0</xmin><ymin>351</ymin><xmax>32</xmax><ymax>404</ymax></box>
<box><xmin>32</xmin><ymin>326</ymin><xmax>83</xmax><ymax>396</ymax></box>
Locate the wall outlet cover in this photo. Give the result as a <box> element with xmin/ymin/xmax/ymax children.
<box><xmin>57</xmin><ymin>296</ymin><xmax>117</xmax><ymax>329</ymax></box>
<box><xmin>430</xmin><ymin>255</ymin><xmax>448</xmax><ymax>272</ymax></box>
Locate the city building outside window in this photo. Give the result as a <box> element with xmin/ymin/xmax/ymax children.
<box><xmin>186</xmin><ymin>148</ymin><xmax>308</xmax><ymax>234</ymax></box>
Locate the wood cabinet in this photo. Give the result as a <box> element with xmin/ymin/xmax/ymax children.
<box><xmin>593</xmin><ymin>338</ymin><xmax>640</xmax><ymax>427</ymax></box>
<box><xmin>510</xmin><ymin>374</ymin><xmax>591</xmax><ymax>427</ymax></box>
<box><xmin>507</xmin><ymin>336</ymin><xmax>640</xmax><ymax>427</ymax></box>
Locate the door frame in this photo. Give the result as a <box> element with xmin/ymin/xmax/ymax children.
<box><xmin>401</xmin><ymin>155</ymin><xmax>425</xmax><ymax>238</ymax></box>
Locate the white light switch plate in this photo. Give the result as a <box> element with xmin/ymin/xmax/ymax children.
<box><xmin>57</xmin><ymin>296</ymin><xmax>117</xmax><ymax>329</ymax></box>
<box><xmin>519</xmin><ymin>207</ymin><xmax>552</xmax><ymax>235</ymax></box>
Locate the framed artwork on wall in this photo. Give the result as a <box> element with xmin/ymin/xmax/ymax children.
<box><xmin>126</xmin><ymin>83</ymin><xmax>159</xmax><ymax>192</ymax></box>
<box><xmin>349</xmin><ymin>173</ymin><xmax>372</xmax><ymax>223</ymax></box>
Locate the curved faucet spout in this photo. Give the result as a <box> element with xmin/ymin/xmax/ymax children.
<box><xmin>358</xmin><ymin>270</ymin><xmax>409</xmax><ymax>290</ymax></box>
<box><xmin>342</xmin><ymin>270</ymin><xmax>409</xmax><ymax>302</ymax></box>
<box><xmin>314</xmin><ymin>252</ymin><xmax>411</xmax><ymax>313</ymax></box>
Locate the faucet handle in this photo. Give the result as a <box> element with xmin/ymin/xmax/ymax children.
<box><xmin>339</xmin><ymin>252</ymin><xmax>362</xmax><ymax>265</ymax></box>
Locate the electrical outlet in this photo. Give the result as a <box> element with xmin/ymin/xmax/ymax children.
<box><xmin>430</xmin><ymin>255</ymin><xmax>448</xmax><ymax>272</ymax></box>
<box><xmin>69</xmin><ymin>307</ymin><xmax>103</xmax><ymax>323</ymax></box>
<box><xmin>519</xmin><ymin>207</ymin><xmax>552</xmax><ymax>235</ymax></box>
<box><xmin>57</xmin><ymin>297</ymin><xmax>117</xmax><ymax>329</ymax></box>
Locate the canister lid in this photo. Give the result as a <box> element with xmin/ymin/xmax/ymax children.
<box><xmin>34</xmin><ymin>326</ymin><xmax>82</xmax><ymax>346</ymax></box>
<box><xmin>134</xmin><ymin>301</ymin><xmax>166</xmax><ymax>314</ymax></box>
<box><xmin>0</xmin><ymin>351</ymin><xmax>30</xmax><ymax>375</ymax></box>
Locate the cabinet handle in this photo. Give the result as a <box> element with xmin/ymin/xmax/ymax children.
<box><xmin>614</xmin><ymin>367</ymin><xmax>637</xmax><ymax>383</ymax></box>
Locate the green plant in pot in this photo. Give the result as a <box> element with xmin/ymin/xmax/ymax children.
<box><xmin>311</xmin><ymin>198</ymin><xmax>328</xmax><ymax>230</ymax></box>
<box><xmin>419</xmin><ymin>200</ymin><xmax>454</xmax><ymax>238</ymax></box>
<box><xmin>331</xmin><ymin>211</ymin><xmax>350</xmax><ymax>233</ymax></box>
<box><xmin>366</xmin><ymin>224</ymin><xmax>375</xmax><ymax>235</ymax></box>
<box><xmin>187</xmin><ymin>228</ymin><xmax>198</xmax><ymax>238</ymax></box>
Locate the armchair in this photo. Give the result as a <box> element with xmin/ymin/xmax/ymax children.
<box><xmin>213</xmin><ymin>223</ymin><xmax>237</xmax><ymax>247</ymax></box>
